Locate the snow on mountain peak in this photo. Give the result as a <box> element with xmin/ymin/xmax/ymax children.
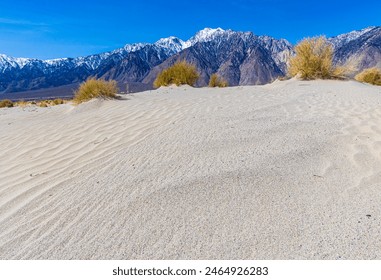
<box><xmin>0</xmin><ymin>54</ymin><xmax>32</xmax><ymax>72</ymax></box>
<box><xmin>194</xmin><ymin>27</ymin><xmax>225</xmax><ymax>38</ymax></box>
<box><xmin>185</xmin><ymin>27</ymin><xmax>228</xmax><ymax>46</ymax></box>
<box><xmin>121</xmin><ymin>43</ymin><xmax>147</xmax><ymax>53</ymax></box>
<box><xmin>154</xmin><ymin>36</ymin><xmax>186</xmax><ymax>52</ymax></box>
<box><xmin>329</xmin><ymin>26</ymin><xmax>376</xmax><ymax>48</ymax></box>
<box><xmin>1</xmin><ymin>26</ymin><xmax>379</xmax><ymax>75</ymax></box>
<box><xmin>153</xmin><ymin>28</ymin><xmax>229</xmax><ymax>52</ymax></box>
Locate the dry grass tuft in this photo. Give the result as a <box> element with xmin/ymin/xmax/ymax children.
<box><xmin>154</xmin><ymin>61</ymin><xmax>199</xmax><ymax>88</ymax></box>
<box><xmin>209</xmin><ymin>74</ymin><xmax>228</xmax><ymax>87</ymax></box>
<box><xmin>37</xmin><ymin>101</ymin><xmax>49</xmax><ymax>107</ymax></box>
<box><xmin>0</xmin><ymin>99</ymin><xmax>14</xmax><ymax>108</ymax></box>
<box><xmin>288</xmin><ymin>36</ymin><xmax>347</xmax><ymax>80</ymax></box>
<box><xmin>4</xmin><ymin>98</ymin><xmax>68</xmax><ymax>108</ymax></box>
<box><xmin>15</xmin><ymin>100</ymin><xmax>29</xmax><ymax>108</ymax></box>
<box><xmin>52</xmin><ymin>98</ymin><xmax>65</xmax><ymax>105</ymax></box>
<box><xmin>355</xmin><ymin>68</ymin><xmax>381</xmax><ymax>86</ymax></box>
<box><xmin>74</xmin><ymin>78</ymin><xmax>119</xmax><ymax>104</ymax></box>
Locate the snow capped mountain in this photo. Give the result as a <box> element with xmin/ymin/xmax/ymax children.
<box><xmin>0</xmin><ymin>43</ymin><xmax>148</xmax><ymax>74</ymax></box>
<box><xmin>185</xmin><ymin>27</ymin><xmax>229</xmax><ymax>46</ymax></box>
<box><xmin>0</xmin><ymin>27</ymin><xmax>280</xmax><ymax>75</ymax></box>
<box><xmin>142</xmin><ymin>28</ymin><xmax>292</xmax><ymax>87</ymax></box>
<box><xmin>1</xmin><ymin>26</ymin><xmax>380</xmax><ymax>96</ymax></box>
<box><xmin>0</xmin><ymin>54</ymin><xmax>31</xmax><ymax>72</ymax></box>
<box><xmin>329</xmin><ymin>26</ymin><xmax>376</xmax><ymax>49</ymax></box>
<box><xmin>331</xmin><ymin>26</ymin><xmax>381</xmax><ymax>70</ymax></box>
<box><xmin>154</xmin><ymin>37</ymin><xmax>186</xmax><ymax>53</ymax></box>
<box><xmin>0</xmin><ymin>28</ymin><xmax>228</xmax><ymax>84</ymax></box>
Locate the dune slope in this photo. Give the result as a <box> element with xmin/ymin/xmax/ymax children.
<box><xmin>0</xmin><ymin>80</ymin><xmax>381</xmax><ymax>259</ymax></box>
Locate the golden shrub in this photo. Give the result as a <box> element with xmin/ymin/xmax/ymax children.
<box><xmin>355</xmin><ymin>68</ymin><xmax>381</xmax><ymax>86</ymax></box>
<box><xmin>53</xmin><ymin>98</ymin><xmax>65</xmax><ymax>105</ymax></box>
<box><xmin>38</xmin><ymin>101</ymin><xmax>49</xmax><ymax>107</ymax></box>
<box><xmin>74</xmin><ymin>78</ymin><xmax>119</xmax><ymax>103</ymax></box>
<box><xmin>0</xmin><ymin>99</ymin><xmax>14</xmax><ymax>108</ymax></box>
<box><xmin>15</xmin><ymin>100</ymin><xmax>29</xmax><ymax>108</ymax></box>
<box><xmin>209</xmin><ymin>74</ymin><xmax>228</xmax><ymax>87</ymax></box>
<box><xmin>154</xmin><ymin>61</ymin><xmax>199</xmax><ymax>88</ymax></box>
<box><xmin>288</xmin><ymin>36</ymin><xmax>345</xmax><ymax>80</ymax></box>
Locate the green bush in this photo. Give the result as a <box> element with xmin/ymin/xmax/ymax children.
<box><xmin>209</xmin><ymin>74</ymin><xmax>228</xmax><ymax>87</ymax></box>
<box><xmin>74</xmin><ymin>78</ymin><xmax>119</xmax><ymax>103</ymax></box>
<box><xmin>288</xmin><ymin>36</ymin><xmax>346</xmax><ymax>80</ymax></box>
<box><xmin>355</xmin><ymin>68</ymin><xmax>381</xmax><ymax>86</ymax></box>
<box><xmin>0</xmin><ymin>99</ymin><xmax>14</xmax><ymax>108</ymax></box>
<box><xmin>154</xmin><ymin>61</ymin><xmax>199</xmax><ymax>88</ymax></box>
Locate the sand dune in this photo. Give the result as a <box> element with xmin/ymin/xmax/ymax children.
<box><xmin>1</xmin><ymin>80</ymin><xmax>381</xmax><ymax>259</ymax></box>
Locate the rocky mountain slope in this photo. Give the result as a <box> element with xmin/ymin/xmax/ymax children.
<box><xmin>0</xmin><ymin>41</ymin><xmax>179</xmax><ymax>93</ymax></box>
<box><xmin>1</xmin><ymin>26</ymin><xmax>380</xmax><ymax>98</ymax></box>
<box><xmin>329</xmin><ymin>26</ymin><xmax>381</xmax><ymax>70</ymax></box>
<box><xmin>142</xmin><ymin>29</ymin><xmax>292</xmax><ymax>87</ymax></box>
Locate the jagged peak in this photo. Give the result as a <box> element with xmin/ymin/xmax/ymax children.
<box><xmin>194</xmin><ymin>27</ymin><xmax>226</xmax><ymax>38</ymax></box>
<box><xmin>155</xmin><ymin>36</ymin><xmax>183</xmax><ymax>44</ymax></box>
<box><xmin>2</xmin><ymin>26</ymin><xmax>379</xmax><ymax>74</ymax></box>
<box><xmin>154</xmin><ymin>36</ymin><xmax>186</xmax><ymax>51</ymax></box>
<box><xmin>186</xmin><ymin>27</ymin><xmax>230</xmax><ymax>45</ymax></box>
<box><xmin>120</xmin><ymin>43</ymin><xmax>147</xmax><ymax>53</ymax></box>
<box><xmin>329</xmin><ymin>26</ymin><xmax>378</xmax><ymax>48</ymax></box>
<box><xmin>0</xmin><ymin>54</ymin><xmax>32</xmax><ymax>69</ymax></box>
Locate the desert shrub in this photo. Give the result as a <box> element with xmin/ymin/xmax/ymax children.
<box><xmin>209</xmin><ymin>74</ymin><xmax>228</xmax><ymax>87</ymax></box>
<box><xmin>38</xmin><ymin>101</ymin><xmax>49</xmax><ymax>107</ymax></box>
<box><xmin>15</xmin><ymin>100</ymin><xmax>29</xmax><ymax>107</ymax></box>
<box><xmin>355</xmin><ymin>68</ymin><xmax>381</xmax><ymax>86</ymax></box>
<box><xmin>52</xmin><ymin>98</ymin><xmax>64</xmax><ymax>105</ymax></box>
<box><xmin>74</xmin><ymin>78</ymin><xmax>119</xmax><ymax>103</ymax></box>
<box><xmin>154</xmin><ymin>61</ymin><xmax>199</xmax><ymax>88</ymax></box>
<box><xmin>288</xmin><ymin>36</ymin><xmax>345</xmax><ymax>80</ymax></box>
<box><xmin>0</xmin><ymin>99</ymin><xmax>14</xmax><ymax>108</ymax></box>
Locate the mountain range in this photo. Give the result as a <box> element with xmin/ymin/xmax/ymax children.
<box><xmin>1</xmin><ymin>26</ymin><xmax>380</xmax><ymax>99</ymax></box>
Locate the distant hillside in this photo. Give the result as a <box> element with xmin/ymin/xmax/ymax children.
<box><xmin>1</xmin><ymin>26</ymin><xmax>380</xmax><ymax>100</ymax></box>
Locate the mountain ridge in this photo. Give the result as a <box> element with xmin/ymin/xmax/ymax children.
<box><xmin>1</xmin><ymin>26</ymin><xmax>380</xmax><ymax>97</ymax></box>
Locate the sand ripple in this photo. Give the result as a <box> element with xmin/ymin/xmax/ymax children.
<box><xmin>1</xmin><ymin>81</ymin><xmax>381</xmax><ymax>259</ymax></box>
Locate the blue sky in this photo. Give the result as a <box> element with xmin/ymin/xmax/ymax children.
<box><xmin>0</xmin><ymin>0</ymin><xmax>380</xmax><ymax>59</ymax></box>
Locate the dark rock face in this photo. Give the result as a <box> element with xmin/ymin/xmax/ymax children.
<box><xmin>99</xmin><ymin>45</ymin><xmax>176</xmax><ymax>83</ymax></box>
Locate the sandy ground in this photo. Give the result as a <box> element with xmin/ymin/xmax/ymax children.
<box><xmin>0</xmin><ymin>79</ymin><xmax>381</xmax><ymax>259</ymax></box>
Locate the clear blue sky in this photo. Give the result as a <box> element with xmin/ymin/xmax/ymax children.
<box><xmin>0</xmin><ymin>0</ymin><xmax>380</xmax><ymax>60</ymax></box>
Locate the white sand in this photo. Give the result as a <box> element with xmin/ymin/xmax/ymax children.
<box><xmin>1</xmin><ymin>80</ymin><xmax>381</xmax><ymax>259</ymax></box>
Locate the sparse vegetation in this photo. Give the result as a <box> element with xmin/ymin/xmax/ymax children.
<box><xmin>209</xmin><ymin>74</ymin><xmax>228</xmax><ymax>87</ymax></box>
<box><xmin>355</xmin><ymin>68</ymin><xmax>381</xmax><ymax>86</ymax></box>
<box><xmin>52</xmin><ymin>98</ymin><xmax>65</xmax><ymax>105</ymax></box>
<box><xmin>154</xmin><ymin>61</ymin><xmax>199</xmax><ymax>88</ymax></box>
<box><xmin>288</xmin><ymin>36</ymin><xmax>346</xmax><ymax>80</ymax></box>
<box><xmin>0</xmin><ymin>99</ymin><xmax>14</xmax><ymax>108</ymax></box>
<box><xmin>15</xmin><ymin>100</ymin><xmax>29</xmax><ymax>108</ymax></box>
<box><xmin>11</xmin><ymin>99</ymin><xmax>68</xmax><ymax>108</ymax></box>
<box><xmin>37</xmin><ymin>101</ymin><xmax>49</xmax><ymax>107</ymax></box>
<box><xmin>74</xmin><ymin>78</ymin><xmax>119</xmax><ymax>103</ymax></box>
